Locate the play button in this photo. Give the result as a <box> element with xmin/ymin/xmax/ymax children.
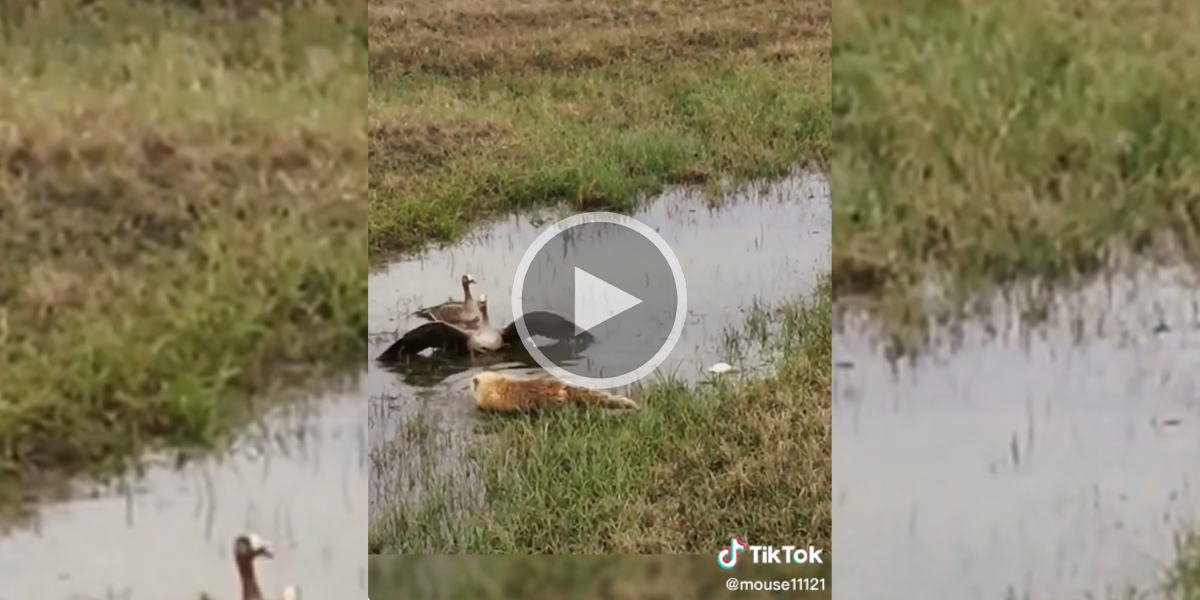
<box><xmin>573</xmin><ymin>267</ymin><xmax>642</xmax><ymax>333</ymax></box>
<box><xmin>511</xmin><ymin>212</ymin><xmax>687</xmax><ymax>390</ymax></box>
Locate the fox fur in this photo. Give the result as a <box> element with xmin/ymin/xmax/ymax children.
<box><xmin>469</xmin><ymin>370</ymin><xmax>640</xmax><ymax>412</ymax></box>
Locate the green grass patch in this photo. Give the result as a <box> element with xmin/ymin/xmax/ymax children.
<box><xmin>1167</xmin><ymin>533</ymin><xmax>1200</xmax><ymax>600</ymax></box>
<box><xmin>367</xmin><ymin>0</ymin><xmax>831</xmax><ymax>256</ymax></box>
<box><xmin>0</xmin><ymin>0</ymin><xmax>366</xmax><ymax>499</ymax></box>
<box><xmin>369</xmin><ymin>555</ymin><xmax>831</xmax><ymax>599</ymax></box>
<box><xmin>369</xmin><ymin>281</ymin><xmax>832</xmax><ymax>554</ymax></box>
<box><xmin>833</xmin><ymin>0</ymin><xmax>1200</xmax><ymax>327</ymax></box>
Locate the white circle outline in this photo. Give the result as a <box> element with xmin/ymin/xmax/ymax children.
<box><xmin>510</xmin><ymin>211</ymin><xmax>688</xmax><ymax>390</ymax></box>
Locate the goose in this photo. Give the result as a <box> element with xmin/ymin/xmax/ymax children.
<box><xmin>409</xmin><ymin>274</ymin><xmax>481</xmax><ymax>326</ymax></box>
<box><xmin>232</xmin><ymin>533</ymin><xmax>298</xmax><ymax>600</ymax></box>
<box><xmin>378</xmin><ymin>294</ymin><xmax>593</xmax><ymax>361</ymax></box>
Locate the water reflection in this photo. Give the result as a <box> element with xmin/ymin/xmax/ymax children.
<box><xmin>834</xmin><ymin>265</ymin><xmax>1200</xmax><ymax>599</ymax></box>
<box><xmin>0</xmin><ymin>375</ymin><xmax>368</xmax><ymax>600</ymax></box>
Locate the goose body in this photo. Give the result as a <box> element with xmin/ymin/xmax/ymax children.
<box><xmin>470</xmin><ymin>370</ymin><xmax>640</xmax><ymax>412</ymax></box>
<box><xmin>378</xmin><ymin>295</ymin><xmax>593</xmax><ymax>362</ymax></box>
<box><xmin>410</xmin><ymin>274</ymin><xmax>481</xmax><ymax>326</ymax></box>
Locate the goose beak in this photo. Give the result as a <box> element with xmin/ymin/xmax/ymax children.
<box><xmin>247</xmin><ymin>533</ymin><xmax>274</xmax><ymax>558</ymax></box>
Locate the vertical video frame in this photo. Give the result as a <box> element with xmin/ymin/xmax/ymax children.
<box><xmin>367</xmin><ymin>0</ymin><xmax>832</xmax><ymax>596</ymax></box>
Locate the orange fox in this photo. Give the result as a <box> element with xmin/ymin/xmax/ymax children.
<box><xmin>470</xmin><ymin>371</ymin><xmax>640</xmax><ymax>412</ymax></box>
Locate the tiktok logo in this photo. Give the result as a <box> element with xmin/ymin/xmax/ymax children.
<box><xmin>717</xmin><ymin>536</ymin><xmax>746</xmax><ymax>569</ymax></box>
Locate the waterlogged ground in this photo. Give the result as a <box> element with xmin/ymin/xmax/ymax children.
<box><xmin>368</xmin><ymin>174</ymin><xmax>831</xmax><ymax>518</ymax></box>
<box><xmin>0</xmin><ymin>376</ymin><xmax>368</xmax><ymax>600</ymax></box>
<box><xmin>834</xmin><ymin>265</ymin><xmax>1200</xmax><ymax>599</ymax></box>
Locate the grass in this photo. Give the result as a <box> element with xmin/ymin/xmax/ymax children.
<box><xmin>369</xmin><ymin>555</ymin><xmax>831</xmax><ymax>599</ymax></box>
<box><xmin>369</xmin><ymin>283</ymin><xmax>832</xmax><ymax>554</ymax></box>
<box><xmin>833</xmin><ymin>0</ymin><xmax>1200</xmax><ymax>328</ymax></box>
<box><xmin>834</xmin><ymin>0</ymin><xmax>1200</xmax><ymax>595</ymax></box>
<box><xmin>367</xmin><ymin>0</ymin><xmax>831</xmax><ymax>256</ymax></box>
<box><xmin>0</xmin><ymin>0</ymin><xmax>366</xmax><ymax>499</ymax></box>
<box><xmin>1166</xmin><ymin>534</ymin><xmax>1200</xmax><ymax>600</ymax></box>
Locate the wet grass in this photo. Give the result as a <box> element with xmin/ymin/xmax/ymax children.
<box><xmin>368</xmin><ymin>555</ymin><xmax>831</xmax><ymax>599</ymax></box>
<box><xmin>0</xmin><ymin>1</ymin><xmax>366</xmax><ymax>496</ymax></box>
<box><xmin>367</xmin><ymin>0</ymin><xmax>831</xmax><ymax>256</ymax></box>
<box><xmin>833</xmin><ymin>0</ymin><xmax>1200</xmax><ymax>593</ymax></box>
<box><xmin>369</xmin><ymin>281</ymin><xmax>832</xmax><ymax>554</ymax></box>
<box><xmin>1167</xmin><ymin>534</ymin><xmax>1200</xmax><ymax>600</ymax></box>
<box><xmin>833</xmin><ymin>0</ymin><xmax>1200</xmax><ymax>326</ymax></box>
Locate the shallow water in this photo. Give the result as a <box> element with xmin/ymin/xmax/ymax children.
<box><xmin>0</xmin><ymin>375</ymin><xmax>368</xmax><ymax>600</ymax></box>
<box><xmin>834</xmin><ymin>266</ymin><xmax>1200</xmax><ymax>599</ymax></box>
<box><xmin>368</xmin><ymin>173</ymin><xmax>831</xmax><ymax>517</ymax></box>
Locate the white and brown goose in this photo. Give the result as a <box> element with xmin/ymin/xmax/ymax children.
<box><xmin>408</xmin><ymin>273</ymin><xmax>481</xmax><ymax>327</ymax></box>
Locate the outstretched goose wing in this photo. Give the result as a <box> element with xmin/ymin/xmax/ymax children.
<box><xmin>377</xmin><ymin>321</ymin><xmax>471</xmax><ymax>362</ymax></box>
<box><xmin>502</xmin><ymin>311</ymin><xmax>596</xmax><ymax>345</ymax></box>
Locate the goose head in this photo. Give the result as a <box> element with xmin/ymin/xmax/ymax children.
<box><xmin>461</xmin><ymin>274</ymin><xmax>479</xmax><ymax>303</ymax></box>
<box><xmin>235</xmin><ymin>533</ymin><xmax>273</xmax><ymax>561</ymax></box>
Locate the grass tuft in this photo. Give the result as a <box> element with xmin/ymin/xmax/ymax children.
<box><xmin>1168</xmin><ymin>533</ymin><xmax>1200</xmax><ymax>600</ymax></box>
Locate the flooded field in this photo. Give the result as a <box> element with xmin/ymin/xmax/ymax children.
<box><xmin>0</xmin><ymin>375</ymin><xmax>368</xmax><ymax>600</ymax></box>
<box><xmin>834</xmin><ymin>265</ymin><xmax>1200</xmax><ymax>599</ymax></box>
<box><xmin>368</xmin><ymin>174</ymin><xmax>831</xmax><ymax>519</ymax></box>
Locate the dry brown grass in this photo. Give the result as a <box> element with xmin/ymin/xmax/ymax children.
<box><xmin>369</xmin><ymin>0</ymin><xmax>828</xmax><ymax>79</ymax></box>
<box><xmin>0</xmin><ymin>0</ymin><xmax>366</xmax><ymax>491</ymax></box>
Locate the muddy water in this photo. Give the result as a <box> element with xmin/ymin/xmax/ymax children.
<box><xmin>368</xmin><ymin>173</ymin><xmax>831</xmax><ymax>518</ymax></box>
<box><xmin>834</xmin><ymin>266</ymin><xmax>1200</xmax><ymax>599</ymax></box>
<box><xmin>0</xmin><ymin>375</ymin><xmax>368</xmax><ymax>600</ymax></box>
